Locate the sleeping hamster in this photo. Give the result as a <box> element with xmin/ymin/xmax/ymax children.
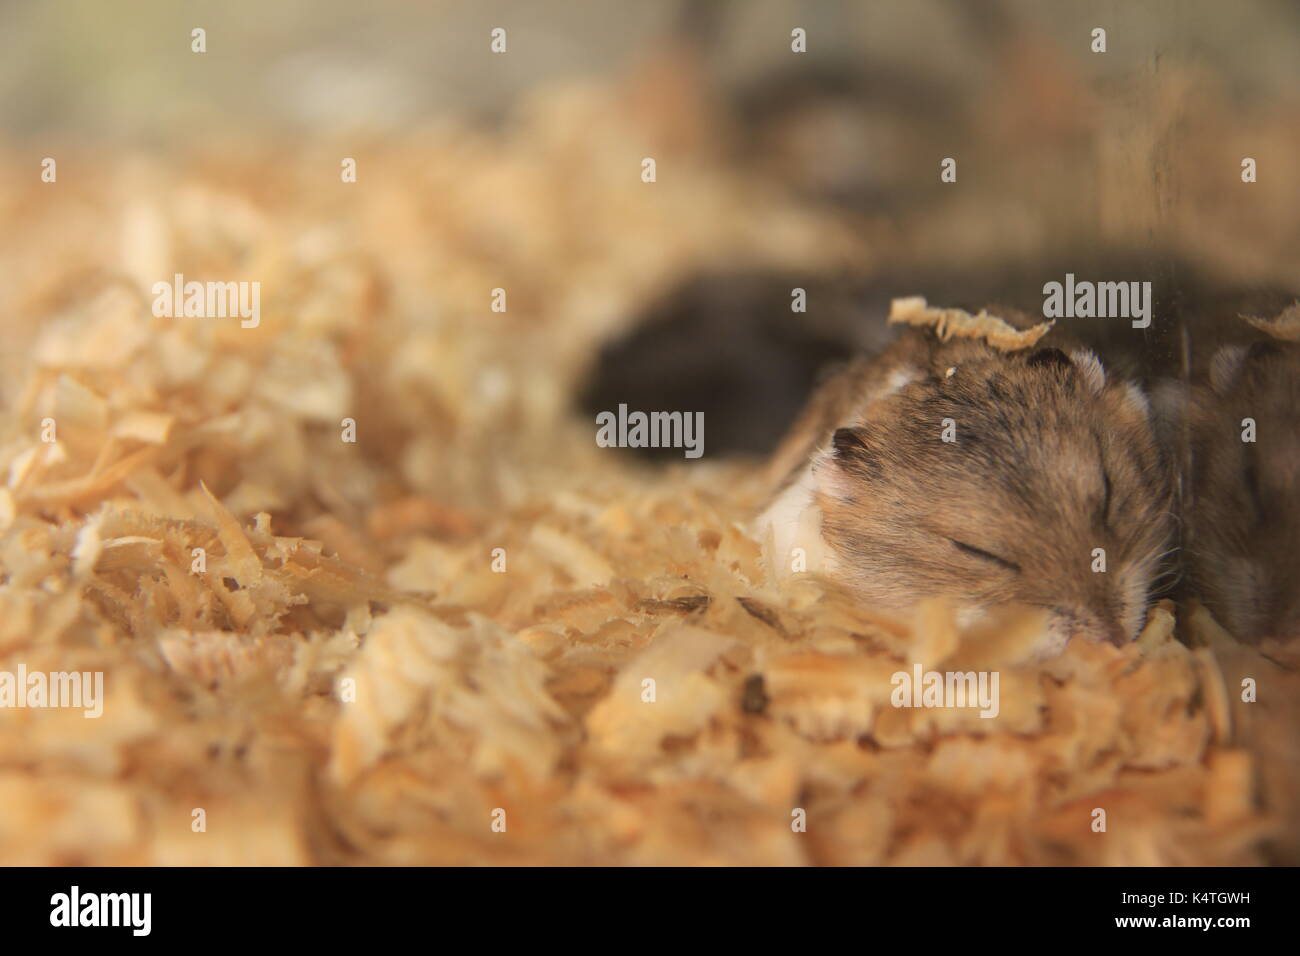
<box><xmin>1183</xmin><ymin>338</ymin><xmax>1300</xmax><ymax>642</ymax></box>
<box><xmin>758</xmin><ymin>329</ymin><xmax>1175</xmax><ymax>654</ymax></box>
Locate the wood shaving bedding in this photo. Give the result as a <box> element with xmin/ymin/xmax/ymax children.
<box><xmin>0</xmin><ymin>77</ymin><xmax>1292</xmax><ymax>866</ymax></box>
<box><xmin>1242</xmin><ymin>301</ymin><xmax>1300</xmax><ymax>340</ymax></box>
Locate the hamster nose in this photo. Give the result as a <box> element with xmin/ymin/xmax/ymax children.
<box><xmin>1080</xmin><ymin>609</ymin><xmax>1131</xmax><ymax>646</ymax></box>
<box><xmin>1100</xmin><ymin>621</ymin><xmax>1131</xmax><ymax>647</ymax></box>
<box><xmin>1053</xmin><ymin>609</ymin><xmax>1130</xmax><ymax>647</ymax></box>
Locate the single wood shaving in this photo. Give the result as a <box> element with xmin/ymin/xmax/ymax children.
<box><xmin>889</xmin><ymin>295</ymin><xmax>1055</xmax><ymax>350</ymax></box>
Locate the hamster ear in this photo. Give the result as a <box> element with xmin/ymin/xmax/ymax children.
<box><xmin>1026</xmin><ymin>347</ymin><xmax>1071</xmax><ymax>370</ymax></box>
<box><xmin>815</xmin><ymin>427</ymin><xmax>877</xmax><ymax>500</ymax></box>
<box><xmin>1209</xmin><ymin>345</ymin><xmax>1248</xmax><ymax>395</ymax></box>
<box><xmin>1069</xmin><ymin>349</ymin><xmax>1106</xmax><ymax>394</ymax></box>
<box><xmin>1026</xmin><ymin>346</ymin><xmax>1105</xmax><ymax>393</ymax></box>
<box><xmin>1210</xmin><ymin>340</ymin><xmax>1284</xmax><ymax>395</ymax></box>
<box><xmin>831</xmin><ymin>427</ymin><xmax>873</xmax><ymax>466</ymax></box>
<box><xmin>827</xmin><ymin>427</ymin><xmax>880</xmax><ymax>477</ymax></box>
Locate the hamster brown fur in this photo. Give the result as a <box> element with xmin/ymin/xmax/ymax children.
<box><xmin>759</xmin><ymin>329</ymin><xmax>1174</xmax><ymax>653</ymax></box>
<box><xmin>1184</xmin><ymin>339</ymin><xmax>1300</xmax><ymax>642</ymax></box>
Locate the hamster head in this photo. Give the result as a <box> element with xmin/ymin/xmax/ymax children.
<box><xmin>814</xmin><ymin>345</ymin><xmax>1173</xmax><ymax>652</ymax></box>
<box><xmin>1187</xmin><ymin>340</ymin><xmax>1300</xmax><ymax>642</ymax></box>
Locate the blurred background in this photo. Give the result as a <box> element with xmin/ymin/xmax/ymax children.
<box><xmin>3</xmin><ymin>0</ymin><xmax>1299</xmax><ymax>455</ymax></box>
<box><xmin>0</xmin><ymin>0</ymin><xmax>1298</xmax><ymax>867</ymax></box>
